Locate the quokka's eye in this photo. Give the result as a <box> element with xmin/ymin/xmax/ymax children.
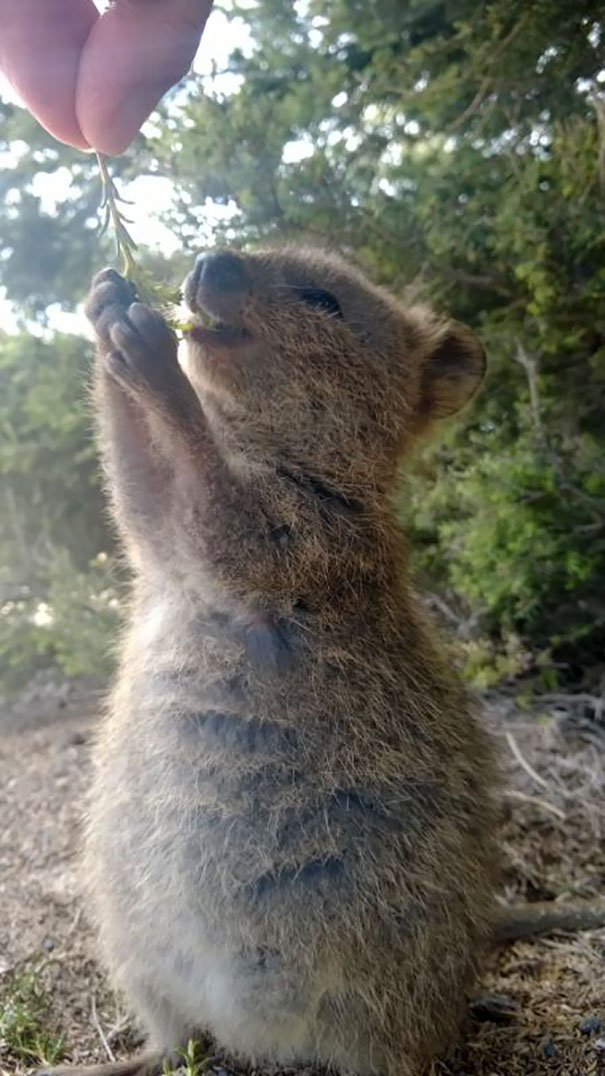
<box><xmin>296</xmin><ymin>288</ymin><xmax>343</xmax><ymax>319</ymax></box>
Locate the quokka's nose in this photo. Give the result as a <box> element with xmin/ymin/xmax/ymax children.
<box><xmin>192</xmin><ymin>250</ymin><xmax>248</xmax><ymax>292</ymax></box>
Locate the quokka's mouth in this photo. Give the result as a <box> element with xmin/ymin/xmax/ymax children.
<box><xmin>191</xmin><ymin>306</ymin><xmax>224</xmax><ymax>332</ymax></box>
<box><xmin>184</xmin><ymin>321</ymin><xmax>249</xmax><ymax>347</ymax></box>
<box><xmin>182</xmin><ymin>306</ymin><xmax>250</xmax><ymax>348</ymax></box>
<box><xmin>178</xmin><ymin>300</ymin><xmax>247</xmax><ymax>346</ymax></box>
<box><xmin>181</xmin><ymin>265</ymin><xmax>251</xmax><ymax>347</ymax></box>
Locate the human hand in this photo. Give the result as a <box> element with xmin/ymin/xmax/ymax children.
<box><xmin>0</xmin><ymin>0</ymin><xmax>213</xmax><ymax>154</ymax></box>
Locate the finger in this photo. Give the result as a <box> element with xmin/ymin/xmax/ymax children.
<box><xmin>0</xmin><ymin>0</ymin><xmax>97</xmax><ymax>149</ymax></box>
<box><xmin>85</xmin><ymin>281</ymin><xmax>123</xmax><ymax>322</ymax></box>
<box><xmin>93</xmin><ymin>303</ymin><xmax>132</xmax><ymax>343</ymax></box>
<box><xmin>110</xmin><ymin>319</ymin><xmax>147</xmax><ymax>362</ymax></box>
<box><xmin>105</xmin><ymin>348</ymin><xmax>129</xmax><ymax>381</ymax></box>
<box><xmin>91</xmin><ymin>267</ymin><xmax>129</xmax><ymax>291</ymax></box>
<box><xmin>127</xmin><ymin>302</ymin><xmax>175</xmax><ymax>349</ymax></box>
<box><xmin>76</xmin><ymin>0</ymin><xmax>213</xmax><ymax>155</ymax></box>
<box><xmin>85</xmin><ymin>277</ymin><xmax>135</xmax><ymax>322</ymax></box>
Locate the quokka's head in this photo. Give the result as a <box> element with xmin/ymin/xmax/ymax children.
<box><xmin>182</xmin><ymin>246</ymin><xmax>486</xmax><ymax>500</ymax></box>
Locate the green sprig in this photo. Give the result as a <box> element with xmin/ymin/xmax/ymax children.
<box><xmin>96</xmin><ymin>153</ymin><xmax>194</xmax><ymax>331</ymax></box>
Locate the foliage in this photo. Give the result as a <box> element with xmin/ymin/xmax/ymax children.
<box><xmin>0</xmin><ymin>329</ymin><xmax>121</xmax><ymax>688</ymax></box>
<box><xmin>0</xmin><ymin>553</ymin><xmax>121</xmax><ymax>693</ymax></box>
<box><xmin>0</xmin><ymin>331</ymin><xmax>107</xmax><ymax>576</ymax></box>
<box><xmin>0</xmin><ymin>968</ymin><xmax>66</xmax><ymax>1066</ymax></box>
<box><xmin>0</xmin><ymin>1</ymin><xmax>604</xmax><ymax>689</ymax></box>
<box><xmin>163</xmin><ymin>1037</ymin><xmax>213</xmax><ymax>1076</ymax></box>
<box><xmin>45</xmin><ymin>552</ymin><xmax>121</xmax><ymax>680</ymax></box>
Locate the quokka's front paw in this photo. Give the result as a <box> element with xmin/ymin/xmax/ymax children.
<box><xmin>85</xmin><ymin>268</ymin><xmax>178</xmax><ymax>391</ymax></box>
<box><xmin>85</xmin><ymin>268</ymin><xmax>136</xmax><ymax>344</ymax></box>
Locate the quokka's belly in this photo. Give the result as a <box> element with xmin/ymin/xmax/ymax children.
<box><xmin>87</xmin><ymin>646</ymin><xmax>492</xmax><ymax>1069</ymax></box>
<box><xmin>90</xmin><ymin>741</ymin><xmax>482</xmax><ymax>1076</ymax></box>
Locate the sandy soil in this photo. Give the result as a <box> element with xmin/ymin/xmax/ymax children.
<box><xmin>0</xmin><ymin>691</ymin><xmax>603</xmax><ymax>1076</ymax></box>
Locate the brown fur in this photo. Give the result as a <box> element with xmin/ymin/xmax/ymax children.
<box><xmin>77</xmin><ymin>248</ymin><xmax>496</xmax><ymax>1076</ymax></box>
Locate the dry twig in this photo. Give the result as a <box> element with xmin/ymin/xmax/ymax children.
<box><xmin>505</xmin><ymin>731</ymin><xmax>549</xmax><ymax>789</ymax></box>
<box><xmin>90</xmin><ymin>993</ymin><xmax>116</xmax><ymax>1063</ymax></box>
<box><xmin>502</xmin><ymin>788</ymin><xmax>566</xmax><ymax>820</ymax></box>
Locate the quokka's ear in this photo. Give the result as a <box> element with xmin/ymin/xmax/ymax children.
<box><xmin>418</xmin><ymin>318</ymin><xmax>487</xmax><ymax>419</ymax></box>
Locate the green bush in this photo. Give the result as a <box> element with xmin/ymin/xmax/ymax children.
<box><xmin>1</xmin><ymin>3</ymin><xmax>603</xmax><ymax>689</ymax></box>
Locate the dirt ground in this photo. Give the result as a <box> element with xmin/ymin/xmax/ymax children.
<box><xmin>0</xmin><ymin>689</ymin><xmax>604</xmax><ymax>1076</ymax></box>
